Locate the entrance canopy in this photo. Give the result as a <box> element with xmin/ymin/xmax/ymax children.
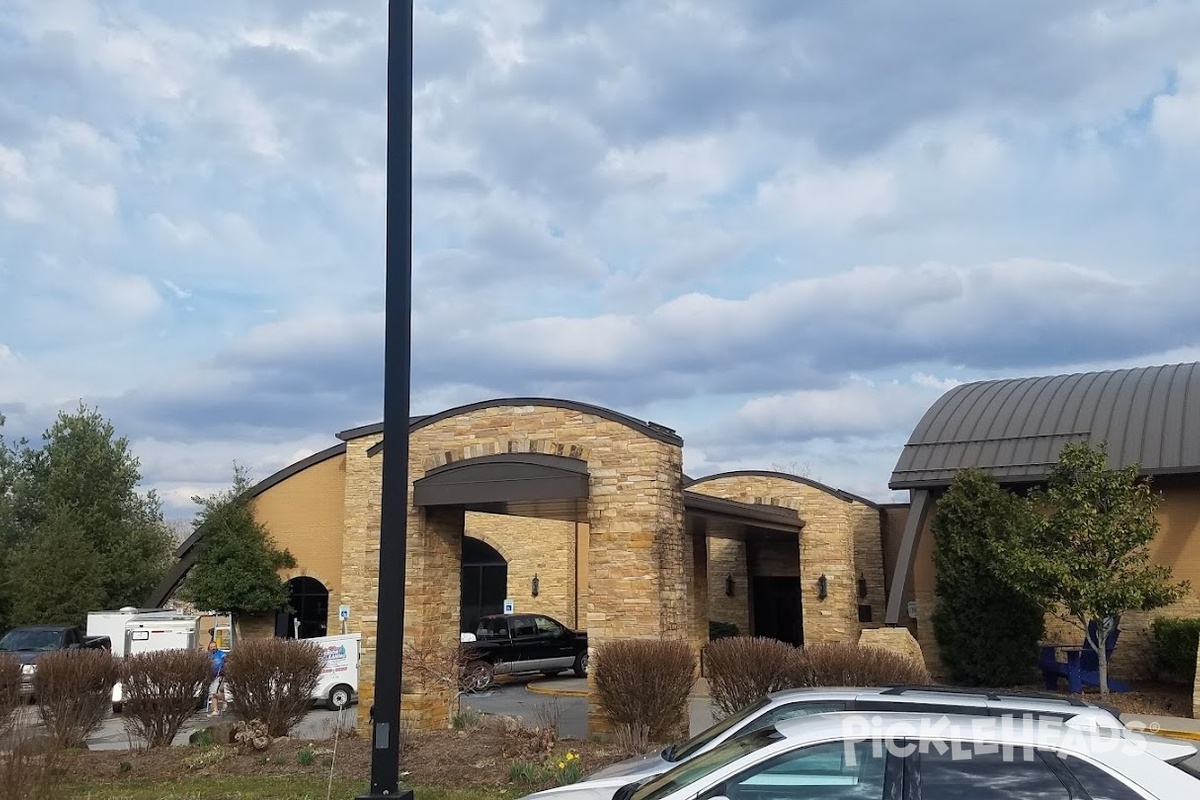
<box><xmin>413</xmin><ymin>453</ymin><xmax>589</xmax><ymax>522</ymax></box>
<box><xmin>684</xmin><ymin>492</ymin><xmax>803</xmax><ymax>540</ymax></box>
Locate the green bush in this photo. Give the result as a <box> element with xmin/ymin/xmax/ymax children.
<box><xmin>1150</xmin><ymin>617</ymin><xmax>1200</xmax><ymax>684</ymax></box>
<box><xmin>705</xmin><ymin>637</ymin><xmax>798</xmax><ymax>718</ymax></box>
<box><xmin>593</xmin><ymin>639</ymin><xmax>696</xmax><ymax>743</ymax></box>
<box><xmin>931</xmin><ymin>469</ymin><xmax>1045</xmax><ymax>686</ymax></box>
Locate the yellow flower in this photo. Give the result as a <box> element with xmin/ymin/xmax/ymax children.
<box><xmin>557</xmin><ymin>762</ymin><xmax>565</xmax><ymax>770</ymax></box>
<box><xmin>567</xmin><ymin>752</ymin><xmax>578</xmax><ymax>760</ymax></box>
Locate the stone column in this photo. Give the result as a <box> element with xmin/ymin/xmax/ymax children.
<box><xmin>799</xmin><ymin>507</ymin><xmax>857</xmax><ymax>645</ymax></box>
<box><xmin>340</xmin><ymin>438</ymin><xmax>383</xmax><ymax>736</ymax></box>
<box><xmin>585</xmin><ymin>439</ymin><xmax>686</xmax><ymax>736</ymax></box>
<box><xmin>706</xmin><ymin>525</ymin><xmax>751</xmax><ymax>637</ymax></box>
<box><xmin>400</xmin><ymin>505</ymin><xmax>464</xmax><ymax>729</ymax></box>
<box><xmin>687</xmin><ymin>524</ymin><xmax>709</xmax><ymax>671</ymax></box>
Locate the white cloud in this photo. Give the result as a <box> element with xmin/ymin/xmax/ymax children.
<box><xmin>1153</xmin><ymin>60</ymin><xmax>1200</xmax><ymax>153</ymax></box>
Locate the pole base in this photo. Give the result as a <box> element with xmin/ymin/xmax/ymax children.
<box><xmin>356</xmin><ymin>791</ymin><xmax>414</xmax><ymax>799</ymax></box>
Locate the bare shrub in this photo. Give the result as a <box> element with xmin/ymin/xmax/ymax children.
<box><xmin>593</xmin><ymin>640</ymin><xmax>696</xmax><ymax>743</ymax></box>
<box><xmin>1</xmin><ymin>654</ymin><xmax>60</xmax><ymax>800</ymax></box>
<box><xmin>223</xmin><ymin>639</ymin><xmax>322</xmax><ymax>738</ymax></box>
<box><xmin>613</xmin><ymin>723</ymin><xmax>651</xmax><ymax>757</ymax></box>
<box><xmin>33</xmin><ymin>649</ymin><xmax>118</xmax><ymax>748</ymax></box>
<box><xmin>0</xmin><ymin>655</ymin><xmax>21</xmax><ymax>741</ymax></box>
<box><xmin>121</xmin><ymin>649</ymin><xmax>214</xmax><ymax>747</ymax></box>
<box><xmin>533</xmin><ymin>697</ymin><xmax>562</xmax><ymax>736</ymax></box>
<box><xmin>404</xmin><ymin>638</ymin><xmax>470</xmax><ymax>716</ymax></box>
<box><xmin>792</xmin><ymin>643</ymin><xmax>931</xmax><ymax>688</ymax></box>
<box><xmin>705</xmin><ymin>637</ymin><xmax>799</xmax><ymax>718</ymax></box>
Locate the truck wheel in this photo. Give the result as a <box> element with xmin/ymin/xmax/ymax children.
<box><xmin>573</xmin><ymin>651</ymin><xmax>588</xmax><ymax>678</ymax></box>
<box><xmin>326</xmin><ymin>684</ymin><xmax>353</xmax><ymax>711</ymax></box>
<box><xmin>461</xmin><ymin>660</ymin><xmax>494</xmax><ymax>692</ymax></box>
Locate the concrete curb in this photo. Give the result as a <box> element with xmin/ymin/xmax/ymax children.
<box><xmin>527</xmin><ymin>680</ymin><xmax>589</xmax><ymax>698</ymax></box>
<box><xmin>1149</xmin><ymin>727</ymin><xmax>1200</xmax><ymax>743</ymax></box>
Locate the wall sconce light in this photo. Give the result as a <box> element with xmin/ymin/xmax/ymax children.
<box><xmin>857</xmin><ymin>572</ymin><xmax>868</xmax><ymax>600</ymax></box>
<box><xmin>724</xmin><ymin>575</ymin><xmax>735</xmax><ymax>597</ymax></box>
<box><xmin>817</xmin><ymin>574</ymin><xmax>828</xmax><ymax>600</ymax></box>
<box><xmin>531</xmin><ymin>574</ymin><xmax>540</xmax><ymax>598</ymax></box>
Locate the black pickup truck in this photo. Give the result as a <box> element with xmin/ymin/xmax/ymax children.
<box><xmin>460</xmin><ymin>613</ymin><xmax>588</xmax><ymax>691</ymax></box>
<box><xmin>0</xmin><ymin>625</ymin><xmax>112</xmax><ymax>697</ymax></box>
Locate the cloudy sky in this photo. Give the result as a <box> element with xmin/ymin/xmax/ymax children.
<box><xmin>2</xmin><ymin>0</ymin><xmax>1200</xmax><ymax>519</ymax></box>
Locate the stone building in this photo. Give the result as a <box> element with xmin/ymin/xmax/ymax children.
<box><xmin>149</xmin><ymin>398</ymin><xmax>891</xmax><ymax>733</ymax></box>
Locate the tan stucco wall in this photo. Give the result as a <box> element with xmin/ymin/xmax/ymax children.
<box><xmin>336</xmin><ymin>405</ymin><xmax>689</xmax><ymax>733</ymax></box>
<box><xmin>464</xmin><ymin>512</ymin><xmax>587</xmax><ymax>630</ymax></box>
<box><xmin>253</xmin><ymin>452</ymin><xmax>347</xmax><ymax>613</ymax></box>
<box><xmin>912</xmin><ymin>480</ymin><xmax>1200</xmax><ymax>681</ymax></box>
<box><xmin>690</xmin><ymin>475</ymin><xmax>883</xmax><ymax>644</ymax></box>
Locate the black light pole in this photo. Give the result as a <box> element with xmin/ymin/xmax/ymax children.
<box><xmin>358</xmin><ymin>0</ymin><xmax>413</xmax><ymax>797</ymax></box>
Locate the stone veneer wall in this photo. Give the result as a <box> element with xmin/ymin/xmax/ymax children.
<box><xmin>340</xmin><ymin>405</ymin><xmax>688</xmax><ymax>734</ymax></box>
<box><xmin>690</xmin><ymin>475</ymin><xmax>882</xmax><ymax>644</ymax></box>
<box><xmin>849</xmin><ymin>505</ymin><xmax>888</xmax><ymax>623</ymax></box>
<box><xmin>464</xmin><ymin>512</ymin><xmax>586</xmax><ymax>630</ymax></box>
<box><xmin>707</xmin><ymin>535</ymin><xmax>750</xmax><ymax>636</ymax></box>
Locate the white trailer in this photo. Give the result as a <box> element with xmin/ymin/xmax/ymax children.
<box><xmin>86</xmin><ymin>607</ymin><xmax>160</xmax><ymax>658</ymax></box>
<box><xmin>110</xmin><ymin>611</ymin><xmax>203</xmax><ymax>713</ymax></box>
<box><xmin>310</xmin><ymin>633</ymin><xmax>360</xmax><ymax>711</ymax></box>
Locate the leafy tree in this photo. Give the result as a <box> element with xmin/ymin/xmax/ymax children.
<box><xmin>6</xmin><ymin>504</ymin><xmax>106</xmax><ymax>628</ymax></box>
<box><xmin>0</xmin><ymin>414</ymin><xmax>23</xmax><ymax>629</ymax></box>
<box><xmin>181</xmin><ymin>466</ymin><xmax>296</xmax><ymax>617</ymax></box>
<box><xmin>930</xmin><ymin>469</ymin><xmax>1045</xmax><ymax>686</ymax></box>
<box><xmin>992</xmin><ymin>442</ymin><xmax>1189</xmax><ymax>697</ymax></box>
<box><xmin>0</xmin><ymin>407</ymin><xmax>174</xmax><ymax>623</ymax></box>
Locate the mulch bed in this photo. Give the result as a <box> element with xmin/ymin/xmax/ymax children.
<box><xmin>57</xmin><ymin>717</ymin><xmax>630</xmax><ymax>793</ymax></box>
<box><xmin>984</xmin><ymin>681</ymin><xmax>1194</xmax><ymax>717</ymax></box>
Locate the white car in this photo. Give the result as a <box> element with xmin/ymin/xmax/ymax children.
<box><xmin>586</xmin><ymin>685</ymin><xmax>1128</xmax><ymax>785</ymax></box>
<box><xmin>528</xmin><ymin>711</ymin><xmax>1200</xmax><ymax>800</ymax></box>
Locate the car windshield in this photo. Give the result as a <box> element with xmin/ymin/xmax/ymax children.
<box><xmin>631</xmin><ymin>728</ymin><xmax>780</xmax><ymax>800</ymax></box>
<box><xmin>668</xmin><ymin>696</ymin><xmax>771</xmax><ymax>762</ymax></box>
<box><xmin>0</xmin><ymin>629</ymin><xmax>61</xmax><ymax>651</ymax></box>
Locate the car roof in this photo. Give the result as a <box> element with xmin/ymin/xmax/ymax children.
<box><xmin>769</xmin><ymin>710</ymin><xmax>1197</xmax><ymax>762</ymax></box>
<box><xmin>766</xmin><ymin>685</ymin><xmax>1120</xmax><ymax>718</ymax></box>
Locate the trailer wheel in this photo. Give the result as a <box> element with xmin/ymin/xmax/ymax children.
<box><xmin>326</xmin><ymin>684</ymin><xmax>353</xmax><ymax>711</ymax></box>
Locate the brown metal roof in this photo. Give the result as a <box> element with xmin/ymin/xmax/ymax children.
<box><xmin>890</xmin><ymin>362</ymin><xmax>1200</xmax><ymax>489</ymax></box>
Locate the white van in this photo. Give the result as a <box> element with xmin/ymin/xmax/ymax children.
<box><xmin>309</xmin><ymin>633</ymin><xmax>360</xmax><ymax>711</ymax></box>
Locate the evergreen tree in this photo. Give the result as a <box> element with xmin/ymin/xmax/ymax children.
<box><xmin>931</xmin><ymin>468</ymin><xmax>1045</xmax><ymax>686</ymax></box>
<box><xmin>6</xmin><ymin>504</ymin><xmax>106</xmax><ymax>628</ymax></box>
<box><xmin>181</xmin><ymin>466</ymin><xmax>296</xmax><ymax>616</ymax></box>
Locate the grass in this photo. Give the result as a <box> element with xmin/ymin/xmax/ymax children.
<box><xmin>60</xmin><ymin>777</ymin><xmax>497</xmax><ymax>800</ymax></box>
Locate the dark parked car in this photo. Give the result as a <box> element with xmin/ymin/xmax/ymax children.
<box><xmin>460</xmin><ymin>613</ymin><xmax>587</xmax><ymax>691</ymax></box>
<box><xmin>0</xmin><ymin>625</ymin><xmax>112</xmax><ymax>698</ymax></box>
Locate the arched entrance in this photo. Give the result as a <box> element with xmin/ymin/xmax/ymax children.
<box><xmin>276</xmin><ymin>576</ymin><xmax>329</xmax><ymax>639</ymax></box>
<box><xmin>461</xmin><ymin>537</ymin><xmax>507</xmax><ymax>633</ymax></box>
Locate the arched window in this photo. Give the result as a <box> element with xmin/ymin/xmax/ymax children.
<box><xmin>275</xmin><ymin>576</ymin><xmax>329</xmax><ymax>639</ymax></box>
<box><xmin>461</xmin><ymin>537</ymin><xmax>507</xmax><ymax>633</ymax></box>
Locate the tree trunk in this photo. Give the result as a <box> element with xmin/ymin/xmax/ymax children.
<box><xmin>1093</xmin><ymin>616</ymin><xmax>1114</xmax><ymax>699</ymax></box>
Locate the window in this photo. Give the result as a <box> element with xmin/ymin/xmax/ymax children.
<box><xmin>510</xmin><ymin>617</ymin><xmax>537</xmax><ymax>637</ymax></box>
<box><xmin>633</xmin><ymin>729</ymin><xmax>781</xmax><ymax>800</ymax></box>
<box><xmin>720</xmin><ymin>740</ymin><xmax>887</xmax><ymax>800</ymax></box>
<box><xmin>918</xmin><ymin>742</ymin><xmax>1072</xmax><ymax>800</ymax></box>
<box><xmin>1057</xmin><ymin>754</ymin><xmax>1149</xmax><ymax>800</ymax></box>
<box><xmin>476</xmin><ymin>617</ymin><xmax>509</xmax><ymax>640</ymax></box>
<box><xmin>534</xmin><ymin>616</ymin><xmax>565</xmax><ymax>637</ymax></box>
<box><xmin>669</xmin><ymin>697</ymin><xmax>772</xmax><ymax>762</ymax></box>
<box><xmin>741</xmin><ymin>702</ymin><xmax>849</xmax><ymax>735</ymax></box>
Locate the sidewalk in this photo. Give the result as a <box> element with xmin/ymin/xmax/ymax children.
<box><xmin>1121</xmin><ymin>713</ymin><xmax>1200</xmax><ymax>742</ymax></box>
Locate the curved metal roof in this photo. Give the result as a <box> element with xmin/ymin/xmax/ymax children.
<box><xmin>890</xmin><ymin>362</ymin><xmax>1200</xmax><ymax>489</ymax></box>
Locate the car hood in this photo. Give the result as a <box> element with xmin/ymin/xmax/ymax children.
<box><xmin>523</xmin><ymin>775</ymin><xmax>637</xmax><ymax>800</ymax></box>
<box><xmin>586</xmin><ymin>750</ymin><xmax>670</xmax><ymax>782</ymax></box>
<box><xmin>1</xmin><ymin>650</ymin><xmax>45</xmax><ymax>666</ymax></box>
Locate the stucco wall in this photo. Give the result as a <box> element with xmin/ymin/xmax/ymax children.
<box><xmin>911</xmin><ymin>480</ymin><xmax>1200</xmax><ymax>681</ymax></box>
<box><xmin>253</xmin><ymin>452</ymin><xmax>347</xmax><ymax>613</ymax></box>
<box><xmin>689</xmin><ymin>474</ymin><xmax>882</xmax><ymax>644</ymax></box>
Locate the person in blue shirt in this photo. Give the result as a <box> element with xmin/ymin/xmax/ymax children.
<box><xmin>207</xmin><ymin>640</ymin><xmax>227</xmax><ymax>715</ymax></box>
